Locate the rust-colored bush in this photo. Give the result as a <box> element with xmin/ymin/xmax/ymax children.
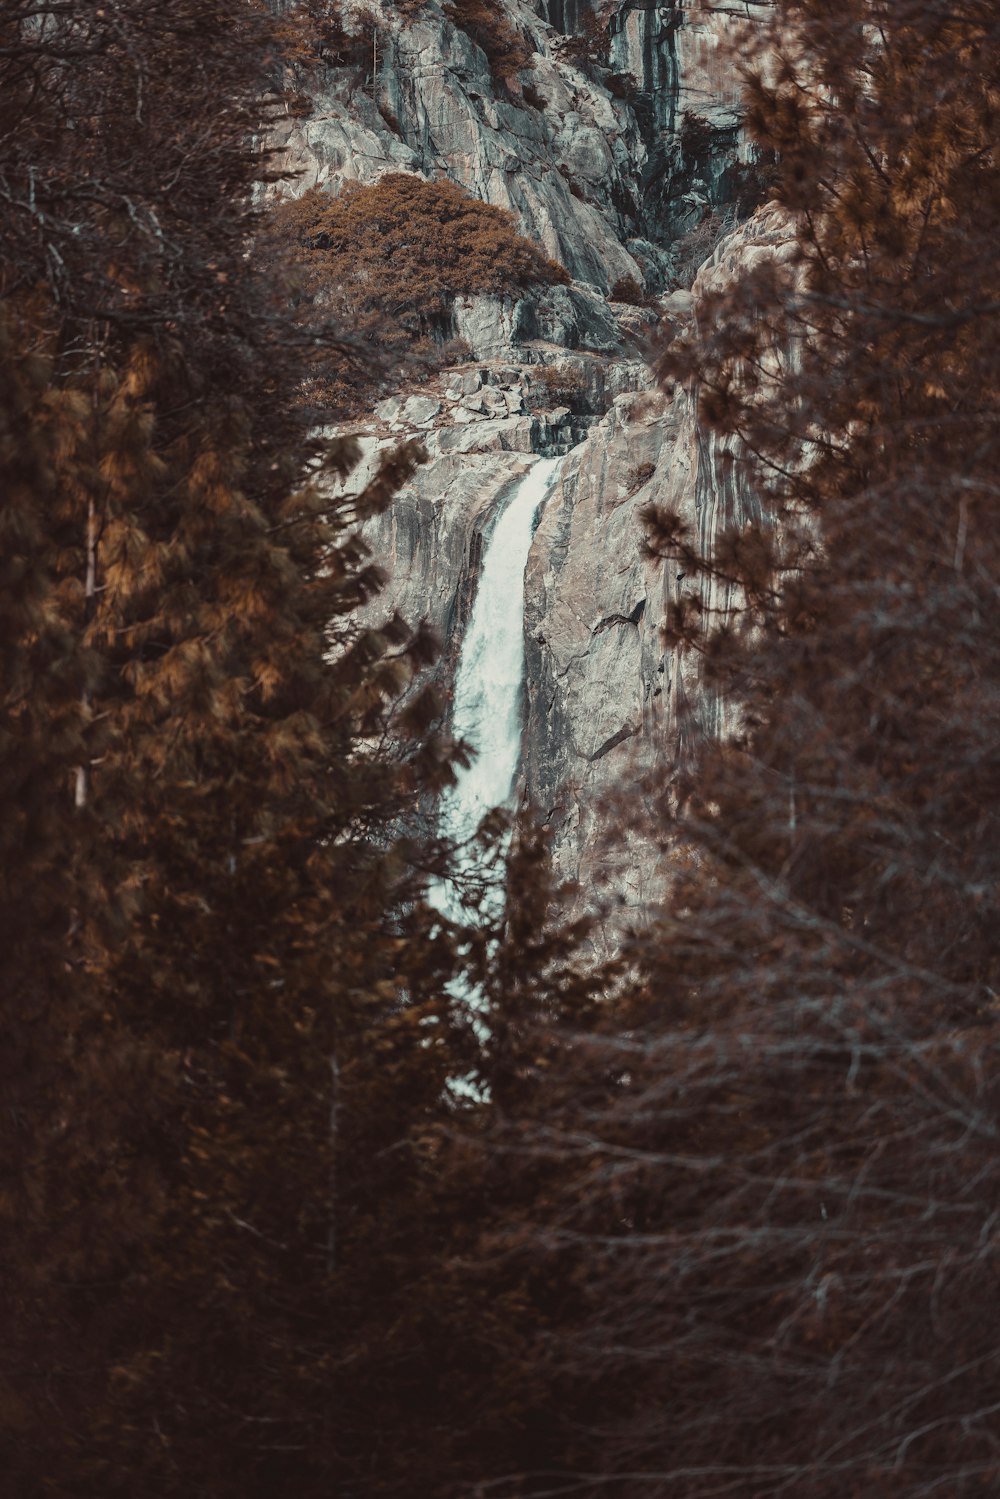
<box><xmin>528</xmin><ymin>363</ymin><xmax>590</xmax><ymax>413</ymax></box>
<box><xmin>267</xmin><ymin>174</ymin><xmax>568</xmax><ymax>413</ymax></box>
<box><xmin>444</xmin><ymin>0</ymin><xmax>534</xmax><ymax>83</ymax></box>
<box><xmin>626</xmin><ymin>460</ymin><xmax>656</xmax><ymax>491</ymax></box>
<box><xmin>610</xmin><ymin>274</ymin><xmax>650</xmax><ymax>305</ymax></box>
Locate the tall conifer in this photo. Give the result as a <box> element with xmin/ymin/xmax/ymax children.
<box><xmin>465</xmin><ymin>4</ymin><xmax>1000</xmax><ymax>1494</ymax></box>
<box><xmin>0</xmin><ymin>2</ymin><xmax>471</xmax><ymax>1490</ymax></box>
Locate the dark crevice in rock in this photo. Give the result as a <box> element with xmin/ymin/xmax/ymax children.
<box><xmin>593</xmin><ymin>597</ymin><xmax>646</xmax><ymax>633</ymax></box>
<box><xmin>587</xmin><ymin>722</ymin><xmax>639</xmax><ymax>762</ymax></box>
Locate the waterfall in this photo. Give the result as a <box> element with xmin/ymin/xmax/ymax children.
<box><xmin>431</xmin><ymin>455</ymin><xmax>562</xmax><ymax>922</ymax></box>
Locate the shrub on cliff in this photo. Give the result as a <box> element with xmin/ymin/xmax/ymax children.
<box><xmin>528</xmin><ymin>362</ymin><xmax>591</xmax><ymax>413</ymax></box>
<box><xmin>559</xmin><ymin>5</ymin><xmax>613</xmax><ymax>71</ymax></box>
<box><xmin>443</xmin><ymin>0</ymin><xmax>534</xmax><ymax>83</ymax></box>
<box><xmin>269</xmin><ymin>173</ymin><xmax>569</xmax><ymax>410</ymax></box>
<box><xmin>610</xmin><ymin>273</ymin><xmax>652</xmax><ymax>305</ymax></box>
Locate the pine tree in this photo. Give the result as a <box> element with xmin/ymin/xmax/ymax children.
<box><xmin>463</xmin><ymin>4</ymin><xmax>1000</xmax><ymax>1494</ymax></box>
<box><xmin>0</xmin><ymin>3</ymin><xmax>475</xmax><ymax>1492</ymax></box>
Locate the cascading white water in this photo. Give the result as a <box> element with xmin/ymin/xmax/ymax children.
<box><xmin>431</xmin><ymin>455</ymin><xmax>562</xmax><ymax>922</ymax></box>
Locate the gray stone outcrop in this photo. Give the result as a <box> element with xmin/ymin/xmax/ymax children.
<box><xmin>283</xmin><ymin>0</ymin><xmax>787</xmax><ymax>930</ymax></box>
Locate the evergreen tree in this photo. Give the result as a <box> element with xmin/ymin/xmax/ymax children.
<box><xmin>466</xmin><ymin>3</ymin><xmax>1000</xmax><ymax>1494</ymax></box>
<box><xmin>0</xmin><ymin>2</ymin><xmax>474</xmax><ymax>1491</ymax></box>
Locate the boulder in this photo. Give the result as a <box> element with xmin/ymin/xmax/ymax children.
<box><xmin>401</xmin><ymin>395</ymin><xmax>442</xmax><ymax>427</ymax></box>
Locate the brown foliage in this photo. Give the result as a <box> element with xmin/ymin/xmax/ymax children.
<box><xmin>12</xmin><ymin>3</ymin><xmax>1000</xmax><ymax>1498</ymax></box>
<box><xmin>444</xmin><ymin>0</ymin><xmax>535</xmax><ymax>83</ymax></box>
<box><xmin>0</xmin><ymin>4</ymin><xmax>474</xmax><ymax>1495</ymax></box>
<box><xmin>626</xmin><ymin>460</ymin><xmax>656</xmax><ymax>493</ymax></box>
<box><xmin>267</xmin><ymin>173</ymin><xmax>569</xmax><ymax>413</ymax></box>
<box><xmin>527</xmin><ymin>362</ymin><xmax>591</xmax><ymax>413</ymax></box>
<box><xmin>559</xmin><ymin>5</ymin><xmax>612</xmax><ymax>71</ymax></box>
<box><xmin>461</xmin><ymin>3</ymin><xmax>1000</xmax><ymax>1496</ymax></box>
<box><xmin>610</xmin><ymin>273</ymin><xmax>652</xmax><ymax>305</ymax></box>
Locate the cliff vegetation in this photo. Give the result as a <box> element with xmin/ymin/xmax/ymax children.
<box><xmin>3</xmin><ymin>2</ymin><xmax>1000</xmax><ymax>1498</ymax></box>
<box><xmin>269</xmin><ymin>173</ymin><xmax>569</xmax><ymax>410</ymax></box>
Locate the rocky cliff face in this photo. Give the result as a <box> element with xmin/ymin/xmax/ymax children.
<box><xmin>279</xmin><ymin>0</ymin><xmax>784</xmax><ymax>931</ymax></box>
